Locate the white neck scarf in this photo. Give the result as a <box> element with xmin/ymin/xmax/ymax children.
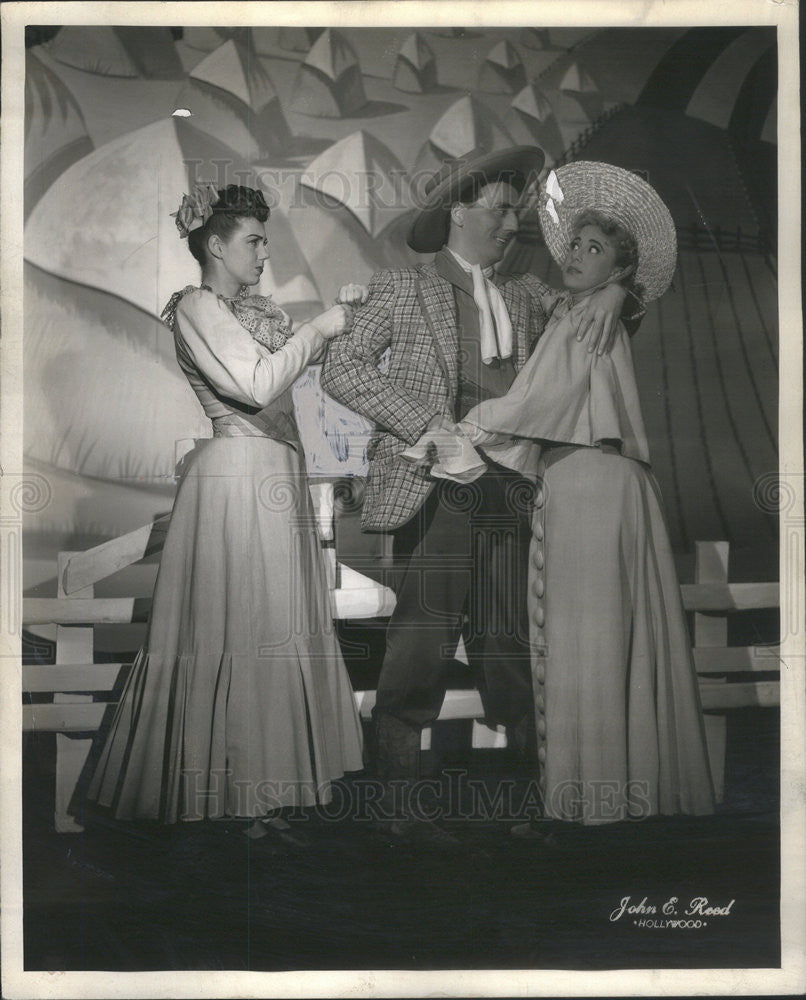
<box><xmin>447</xmin><ymin>248</ymin><xmax>513</xmax><ymax>365</ymax></box>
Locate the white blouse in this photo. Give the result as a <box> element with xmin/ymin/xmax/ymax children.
<box><xmin>173</xmin><ymin>288</ymin><xmax>326</xmax><ymax>438</ymax></box>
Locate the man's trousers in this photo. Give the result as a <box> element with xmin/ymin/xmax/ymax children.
<box><xmin>373</xmin><ymin>468</ymin><xmax>534</xmax><ymax>733</ymax></box>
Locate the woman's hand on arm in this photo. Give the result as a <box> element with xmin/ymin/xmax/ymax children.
<box><xmin>298</xmin><ymin>303</ymin><xmax>354</xmax><ymax>362</ymax></box>
<box><xmin>320</xmin><ymin>272</ymin><xmax>441</xmax><ymax>443</ymax></box>
<box><xmin>335</xmin><ymin>283</ymin><xmax>369</xmax><ymax>307</ymax></box>
<box><xmin>574</xmin><ymin>283</ymin><xmax>627</xmax><ymax>355</ymax></box>
<box><xmin>306</xmin><ymin>303</ymin><xmax>354</xmax><ymax>340</ymax></box>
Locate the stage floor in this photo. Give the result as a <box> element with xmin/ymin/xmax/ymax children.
<box><xmin>21</xmin><ymin>717</ymin><xmax>780</xmax><ymax>973</ymax></box>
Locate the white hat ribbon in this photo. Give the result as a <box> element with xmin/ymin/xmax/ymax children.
<box><xmin>544</xmin><ymin>169</ymin><xmax>565</xmax><ymax>226</ymax></box>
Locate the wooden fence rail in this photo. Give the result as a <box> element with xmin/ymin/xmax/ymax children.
<box><xmin>21</xmin><ymin>493</ymin><xmax>779</xmax><ymax>831</ymax></box>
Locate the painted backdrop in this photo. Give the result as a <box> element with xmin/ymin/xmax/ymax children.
<box><xmin>23</xmin><ymin>25</ymin><xmax>778</xmax><ymax>595</ymax></box>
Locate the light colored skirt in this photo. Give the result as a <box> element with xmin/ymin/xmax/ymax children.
<box><xmin>88</xmin><ymin>437</ymin><xmax>363</xmax><ymax>821</ymax></box>
<box><xmin>529</xmin><ymin>445</ymin><xmax>716</xmax><ymax>824</ymax></box>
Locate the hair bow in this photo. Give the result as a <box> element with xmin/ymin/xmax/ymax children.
<box><xmin>172</xmin><ymin>184</ymin><xmax>220</xmax><ymax>239</ymax></box>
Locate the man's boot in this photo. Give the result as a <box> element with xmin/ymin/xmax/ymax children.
<box><xmin>372</xmin><ymin>713</ymin><xmax>455</xmax><ymax>845</ymax></box>
<box><xmin>373</xmin><ymin>712</ymin><xmax>421</xmax><ymax>785</ymax></box>
<box><xmin>505</xmin><ymin>709</ymin><xmax>537</xmax><ymax>775</ymax></box>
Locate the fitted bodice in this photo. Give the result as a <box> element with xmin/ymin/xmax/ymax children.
<box><xmin>174</xmin><ymin>328</ymin><xmax>298</xmax><ymax>442</ymax></box>
<box><xmin>170</xmin><ymin>287</ymin><xmax>326</xmax><ymax>445</ymax></box>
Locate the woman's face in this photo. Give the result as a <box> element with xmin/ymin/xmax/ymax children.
<box><xmin>561</xmin><ymin>223</ymin><xmax>619</xmax><ymax>294</ymax></box>
<box><xmin>216</xmin><ymin>217</ymin><xmax>270</xmax><ymax>286</ymax></box>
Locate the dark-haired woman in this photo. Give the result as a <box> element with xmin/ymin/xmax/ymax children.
<box><xmin>88</xmin><ymin>185</ymin><xmax>364</xmax><ymax>836</ymax></box>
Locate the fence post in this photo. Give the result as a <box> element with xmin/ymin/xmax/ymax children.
<box><xmin>54</xmin><ymin>551</ymin><xmax>94</xmax><ymax>832</ymax></box>
<box><xmin>309</xmin><ymin>480</ymin><xmax>338</xmax><ymax>590</ymax></box>
<box><xmin>452</xmin><ymin>635</ymin><xmax>508</xmax><ymax>749</ymax></box>
<box><xmin>695</xmin><ymin>540</ymin><xmax>730</xmax><ymax>804</ymax></box>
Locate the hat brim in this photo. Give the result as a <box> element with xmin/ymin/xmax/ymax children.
<box><xmin>537</xmin><ymin>161</ymin><xmax>677</xmax><ymax>302</ymax></box>
<box><xmin>407</xmin><ymin>145</ymin><xmax>545</xmax><ymax>254</ymax></box>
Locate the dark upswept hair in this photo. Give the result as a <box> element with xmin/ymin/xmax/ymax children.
<box><xmin>187</xmin><ymin>185</ymin><xmax>270</xmax><ymax>266</ymax></box>
<box><xmin>572</xmin><ymin>208</ymin><xmax>644</xmax><ymax>306</ymax></box>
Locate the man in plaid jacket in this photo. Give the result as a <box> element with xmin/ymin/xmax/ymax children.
<box><xmin>321</xmin><ymin>147</ymin><xmax>626</xmax><ymax>832</ymax></box>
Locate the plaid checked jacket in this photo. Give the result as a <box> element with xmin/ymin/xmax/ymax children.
<box><xmin>321</xmin><ymin>256</ymin><xmax>552</xmax><ymax>531</ymax></box>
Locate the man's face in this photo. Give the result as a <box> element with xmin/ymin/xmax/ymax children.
<box><xmin>455</xmin><ymin>181</ymin><xmax>521</xmax><ymax>267</ymax></box>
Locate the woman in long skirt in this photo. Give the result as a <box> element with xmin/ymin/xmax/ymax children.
<box><xmin>88</xmin><ymin>184</ymin><xmax>364</xmax><ymax>837</ymax></box>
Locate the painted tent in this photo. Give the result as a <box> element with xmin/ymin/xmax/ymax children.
<box><xmin>477</xmin><ymin>41</ymin><xmax>527</xmax><ymax>95</ymax></box>
<box><xmin>557</xmin><ymin>62</ymin><xmax>603</xmax><ymax>119</ymax></box>
<box><xmin>506</xmin><ymin>84</ymin><xmax>565</xmax><ymax>164</ymax></box>
<box><xmin>23</xmin><ymin>121</ymin><xmax>251</xmax><ymax>490</ymax></box>
<box><xmin>289</xmin><ymin>125</ymin><xmax>419</xmax><ymax>322</ymax></box>
<box><xmin>25</xmin><ymin>118</ymin><xmax>281</xmax><ymax>318</ymax></box>
<box><xmin>545</xmin><ymin>89</ymin><xmax>595</xmax><ymax>130</ymax></box>
<box><xmin>542</xmin><ymin>28</ymin><xmax>689</xmax><ymax>105</ymax></box>
<box><xmin>413</xmin><ymin>95</ymin><xmax>515</xmax><ymax>179</ymax></box>
<box><xmin>300</xmin><ymin>130</ymin><xmax>413</xmax><ymax>239</ymax></box>
<box><xmin>290</xmin><ymin>30</ymin><xmax>368</xmax><ymax>118</ymax></box>
<box><xmin>177</xmin><ymin>39</ymin><xmax>292</xmax><ymax>161</ymax></box>
<box><xmin>686</xmin><ymin>29</ymin><xmax>776</xmax><ymax>131</ymax></box>
<box><xmin>291</xmin><ymin>191</ymin><xmax>416</xmax><ymax>307</ymax></box>
<box><xmin>24</xmin><ymin>49</ymin><xmax>93</xmax><ymax>217</ymax></box>
<box><xmin>23</xmin><ymin>113</ymin><xmax>324</xmax><ymax>324</ymax></box>
<box><xmin>48</xmin><ymin>25</ymin><xmax>183</xmax><ymax>79</ymax></box>
<box><xmin>393</xmin><ymin>33</ymin><xmax>437</xmax><ymax>94</ymax></box>
<box><xmin>521</xmin><ymin>29</ymin><xmax>565</xmax><ymax>52</ymax></box>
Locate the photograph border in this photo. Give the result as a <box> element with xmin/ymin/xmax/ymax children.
<box><xmin>2</xmin><ymin>1</ymin><xmax>803</xmax><ymax>997</ymax></box>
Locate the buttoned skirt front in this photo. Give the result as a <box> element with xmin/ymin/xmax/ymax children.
<box><xmin>528</xmin><ymin>445</ymin><xmax>715</xmax><ymax>824</ymax></box>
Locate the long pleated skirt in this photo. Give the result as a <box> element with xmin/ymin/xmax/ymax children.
<box><xmin>88</xmin><ymin>436</ymin><xmax>364</xmax><ymax>821</ymax></box>
<box><xmin>529</xmin><ymin>445</ymin><xmax>716</xmax><ymax>824</ymax></box>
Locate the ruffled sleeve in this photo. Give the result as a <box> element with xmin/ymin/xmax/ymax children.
<box><xmin>174</xmin><ymin>289</ymin><xmax>325</xmax><ymax>408</ymax></box>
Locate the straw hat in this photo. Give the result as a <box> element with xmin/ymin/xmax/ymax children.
<box><xmin>537</xmin><ymin>161</ymin><xmax>677</xmax><ymax>301</ymax></box>
<box><xmin>407</xmin><ymin>145</ymin><xmax>545</xmax><ymax>254</ymax></box>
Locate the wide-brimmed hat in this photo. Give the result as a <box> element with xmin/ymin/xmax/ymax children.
<box><xmin>407</xmin><ymin>145</ymin><xmax>545</xmax><ymax>254</ymax></box>
<box><xmin>537</xmin><ymin>161</ymin><xmax>677</xmax><ymax>301</ymax></box>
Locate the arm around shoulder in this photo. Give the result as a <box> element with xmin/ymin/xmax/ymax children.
<box><xmin>506</xmin><ymin>272</ymin><xmax>560</xmax><ymax>315</ymax></box>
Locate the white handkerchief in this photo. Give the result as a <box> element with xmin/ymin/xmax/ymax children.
<box><xmin>402</xmin><ymin>427</ymin><xmax>488</xmax><ymax>483</ymax></box>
